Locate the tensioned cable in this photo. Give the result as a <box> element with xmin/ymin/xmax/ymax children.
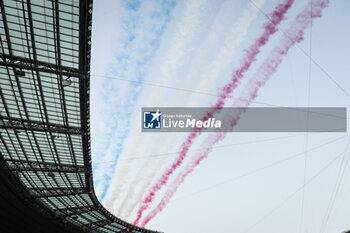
<box><xmin>320</xmin><ymin>135</ymin><xmax>350</xmax><ymax>233</ymax></box>
<box><xmin>244</xmin><ymin>144</ymin><xmax>350</xmax><ymax>233</ymax></box>
<box><xmin>248</xmin><ymin>0</ymin><xmax>350</xmax><ymax>98</ymax></box>
<box><xmin>168</xmin><ymin>134</ymin><xmax>348</xmax><ymax>202</ymax></box>
<box><xmin>300</xmin><ymin>2</ymin><xmax>313</xmax><ymax>232</ymax></box>
<box><xmin>93</xmin><ymin>131</ymin><xmax>349</xmax><ymax>164</ymax></box>
<box><xmin>244</xmin><ymin>3</ymin><xmax>350</xmax><ymax>232</ymax></box>
<box><xmin>89</xmin><ymin>73</ymin><xmax>350</xmax><ymax>121</ymax></box>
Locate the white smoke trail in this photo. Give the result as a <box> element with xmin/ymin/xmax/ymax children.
<box><xmin>139</xmin><ymin>0</ymin><xmax>330</xmax><ymax>226</ymax></box>
<box><xmin>93</xmin><ymin>0</ymin><xmax>177</xmax><ymax>200</ymax></box>
<box><xmin>102</xmin><ymin>134</ymin><xmax>144</xmax><ymax>209</ymax></box>
<box><xmin>118</xmin><ymin>0</ymin><xmax>265</xmax><ymax>220</ymax></box>
<box><xmin>117</xmin><ymin>136</ymin><xmax>178</xmax><ymax>220</ymax></box>
<box><xmin>190</xmin><ymin>0</ymin><xmax>264</xmax><ymax>107</ymax></box>
<box><xmin>102</xmin><ymin>0</ymin><xmax>211</xmax><ymax>211</ymax></box>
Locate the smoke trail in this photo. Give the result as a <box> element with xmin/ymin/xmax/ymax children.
<box><xmin>133</xmin><ymin>0</ymin><xmax>295</xmax><ymax>225</ymax></box>
<box><xmin>93</xmin><ymin>0</ymin><xmax>177</xmax><ymax>201</ymax></box>
<box><xmin>190</xmin><ymin>0</ymin><xmax>264</xmax><ymax>107</ymax></box>
<box><xmin>120</xmin><ymin>0</ymin><xmax>262</xmax><ymax>220</ymax></box>
<box><xmin>139</xmin><ymin>0</ymin><xmax>330</xmax><ymax>226</ymax></box>
<box><xmin>116</xmin><ymin>135</ymin><xmax>177</xmax><ymax>219</ymax></box>
<box><xmin>102</xmin><ymin>134</ymin><xmax>144</xmax><ymax>209</ymax></box>
<box><xmin>102</xmin><ymin>0</ymin><xmax>211</xmax><ymax>212</ymax></box>
<box><xmin>107</xmin><ymin>0</ymin><xmax>221</xmax><ymax>217</ymax></box>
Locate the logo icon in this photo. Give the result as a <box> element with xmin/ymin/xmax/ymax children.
<box><xmin>143</xmin><ymin>109</ymin><xmax>162</xmax><ymax>129</ymax></box>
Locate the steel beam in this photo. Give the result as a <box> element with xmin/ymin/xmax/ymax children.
<box><xmin>0</xmin><ymin>54</ymin><xmax>83</xmax><ymax>78</ymax></box>
<box><xmin>0</xmin><ymin>0</ymin><xmax>13</xmax><ymax>56</ymax></box>
<box><xmin>28</xmin><ymin>189</ymin><xmax>89</xmax><ymax>199</ymax></box>
<box><xmin>6</xmin><ymin>166</ymin><xmax>86</xmax><ymax>173</ymax></box>
<box><xmin>28</xmin><ymin>187</ymin><xmax>87</xmax><ymax>197</ymax></box>
<box><xmin>57</xmin><ymin>205</ymin><xmax>94</xmax><ymax>216</ymax></box>
<box><xmin>3</xmin><ymin>159</ymin><xmax>85</xmax><ymax>172</ymax></box>
<box><xmin>0</xmin><ymin>116</ymin><xmax>84</xmax><ymax>135</ymax></box>
<box><xmin>84</xmin><ymin>219</ymin><xmax>114</xmax><ymax>232</ymax></box>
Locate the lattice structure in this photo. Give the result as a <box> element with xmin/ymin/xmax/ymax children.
<box><xmin>0</xmin><ymin>1</ymin><xmax>161</xmax><ymax>232</ymax></box>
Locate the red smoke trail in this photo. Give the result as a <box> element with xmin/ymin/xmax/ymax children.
<box><xmin>133</xmin><ymin>0</ymin><xmax>295</xmax><ymax>225</ymax></box>
<box><xmin>139</xmin><ymin>0</ymin><xmax>330</xmax><ymax>226</ymax></box>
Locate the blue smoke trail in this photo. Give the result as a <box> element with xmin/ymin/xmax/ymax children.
<box><xmin>93</xmin><ymin>0</ymin><xmax>177</xmax><ymax>202</ymax></box>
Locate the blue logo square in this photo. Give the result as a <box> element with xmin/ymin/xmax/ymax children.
<box><xmin>143</xmin><ymin>110</ymin><xmax>162</xmax><ymax>129</ymax></box>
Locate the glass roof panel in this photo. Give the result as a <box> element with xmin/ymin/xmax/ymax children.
<box><xmin>0</xmin><ymin>1</ymin><xmax>161</xmax><ymax>232</ymax></box>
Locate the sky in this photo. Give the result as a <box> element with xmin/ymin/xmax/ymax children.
<box><xmin>90</xmin><ymin>1</ymin><xmax>350</xmax><ymax>233</ymax></box>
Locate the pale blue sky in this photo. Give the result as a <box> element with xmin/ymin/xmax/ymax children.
<box><xmin>90</xmin><ymin>1</ymin><xmax>350</xmax><ymax>233</ymax></box>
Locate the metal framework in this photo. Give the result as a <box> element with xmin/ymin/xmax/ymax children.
<box><xmin>0</xmin><ymin>0</ymin><xmax>161</xmax><ymax>232</ymax></box>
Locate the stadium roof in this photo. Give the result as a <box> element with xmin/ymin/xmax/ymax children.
<box><xmin>0</xmin><ymin>0</ymin><xmax>161</xmax><ymax>232</ymax></box>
